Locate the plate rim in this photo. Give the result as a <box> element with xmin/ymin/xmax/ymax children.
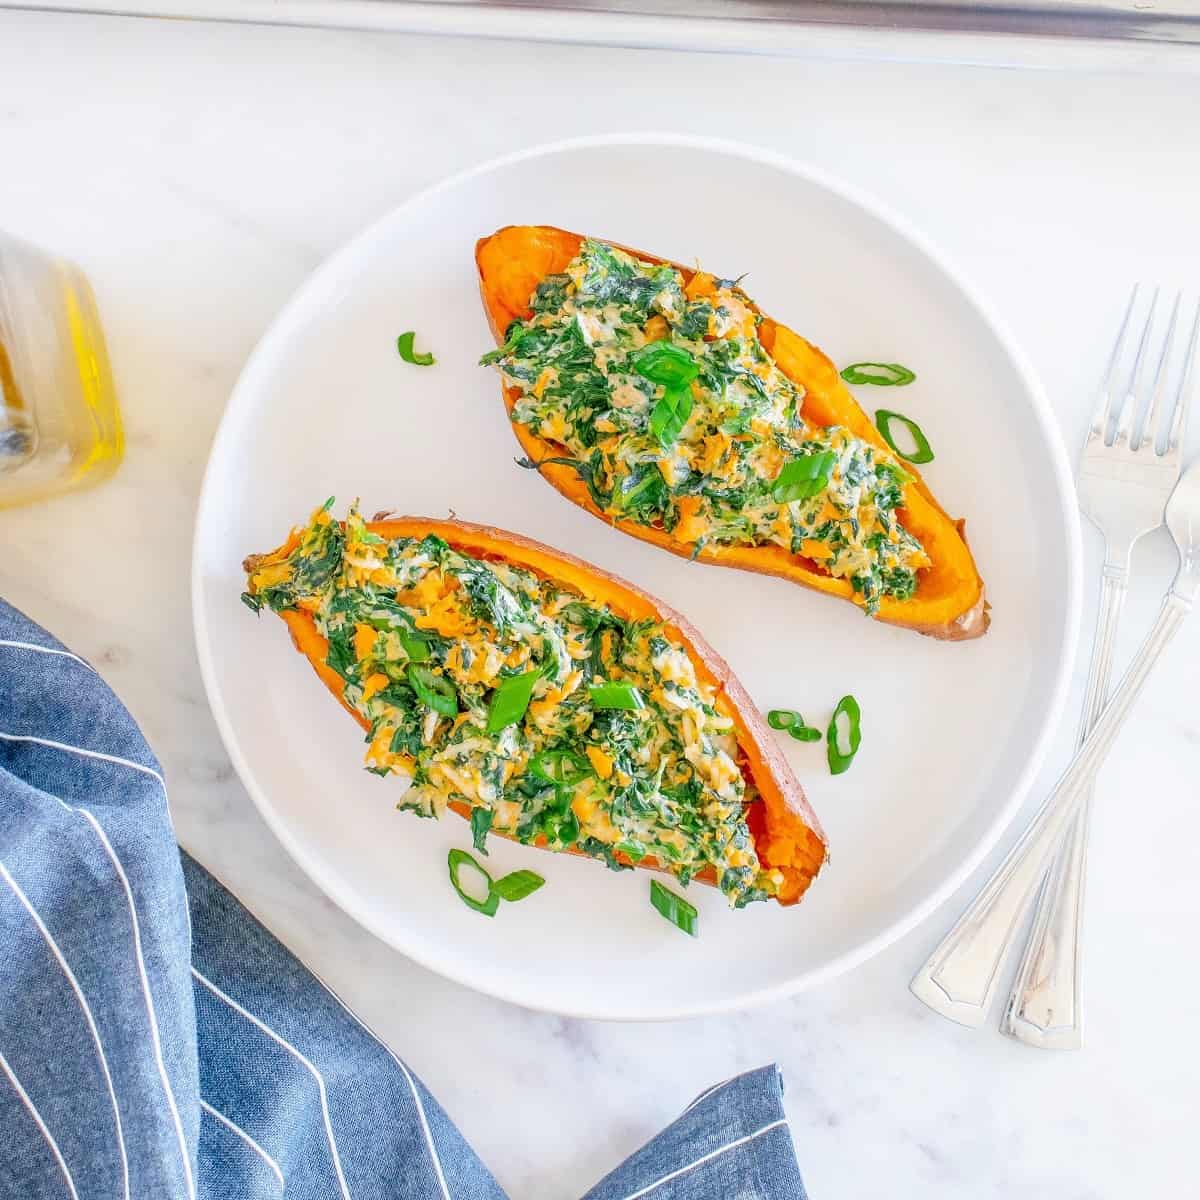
<box><xmin>191</xmin><ymin>131</ymin><xmax>1083</xmax><ymax>1020</ymax></box>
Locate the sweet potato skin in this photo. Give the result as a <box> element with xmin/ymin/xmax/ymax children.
<box><xmin>475</xmin><ymin>225</ymin><xmax>989</xmax><ymax>641</ymax></box>
<box><xmin>246</xmin><ymin>516</ymin><xmax>828</xmax><ymax>906</ymax></box>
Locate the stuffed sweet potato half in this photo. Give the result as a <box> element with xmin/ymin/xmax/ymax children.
<box><xmin>477</xmin><ymin>225</ymin><xmax>988</xmax><ymax>640</ymax></box>
<box><xmin>243</xmin><ymin>504</ymin><xmax>827</xmax><ymax>907</ymax></box>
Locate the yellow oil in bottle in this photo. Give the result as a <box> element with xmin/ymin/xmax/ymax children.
<box><xmin>0</xmin><ymin>235</ymin><xmax>123</xmax><ymax>508</ymax></box>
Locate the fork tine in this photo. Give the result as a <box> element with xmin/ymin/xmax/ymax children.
<box><xmin>1167</xmin><ymin>298</ymin><xmax>1200</xmax><ymax>453</ymax></box>
<box><xmin>1091</xmin><ymin>285</ymin><xmax>1139</xmax><ymax>437</ymax></box>
<box><xmin>1114</xmin><ymin>287</ymin><xmax>1160</xmax><ymax>445</ymax></box>
<box><xmin>1138</xmin><ymin>291</ymin><xmax>1181</xmax><ymax>451</ymax></box>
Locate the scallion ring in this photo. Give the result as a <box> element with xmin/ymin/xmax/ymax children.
<box><xmin>826</xmin><ymin>694</ymin><xmax>862</xmax><ymax>775</ymax></box>
<box><xmin>407</xmin><ymin>665</ymin><xmax>458</xmax><ymax>717</ymax></box>
<box><xmin>875</xmin><ymin>409</ymin><xmax>935</xmax><ymax>464</ymax></box>
<box><xmin>631</xmin><ymin>341</ymin><xmax>699</xmax><ymax>389</ymax></box>
<box><xmin>492</xmin><ymin>870</ymin><xmax>545</xmax><ymax>902</ymax></box>
<box><xmin>396</xmin><ymin>331</ymin><xmax>435</xmax><ymax>366</ymax></box>
<box><xmin>840</xmin><ymin>362</ymin><xmax>915</xmax><ymax>387</ymax></box>
<box><xmin>447</xmin><ymin>849</ymin><xmax>498</xmax><ymax>916</ymax></box>
<box><xmin>772</xmin><ymin>450</ymin><xmax>837</xmax><ymax>504</ymax></box>
<box><xmin>649</xmin><ymin>879</ymin><xmax>698</xmax><ymax>937</ymax></box>
<box><xmin>486</xmin><ymin>669</ymin><xmax>540</xmax><ymax>733</ymax></box>
<box><xmin>589</xmin><ymin>682</ymin><xmax>645</xmax><ymax>710</ymax></box>
<box><xmin>767</xmin><ymin>709</ymin><xmax>822</xmax><ymax>742</ymax></box>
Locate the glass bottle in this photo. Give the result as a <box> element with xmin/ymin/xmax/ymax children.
<box><xmin>0</xmin><ymin>232</ymin><xmax>123</xmax><ymax>507</ymax></box>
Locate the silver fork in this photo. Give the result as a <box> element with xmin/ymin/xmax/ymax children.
<box><xmin>910</xmin><ymin>290</ymin><xmax>1200</xmax><ymax>1033</ymax></box>
<box><xmin>1004</xmin><ymin>290</ymin><xmax>1200</xmax><ymax>1049</ymax></box>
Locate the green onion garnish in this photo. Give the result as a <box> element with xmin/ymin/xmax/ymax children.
<box><xmin>470</xmin><ymin>806</ymin><xmax>492</xmax><ymax>855</ymax></box>
<box><xmin>397</xmin><ymin>626</ymin><xmax>431</xmax><ymax>663</ymax></box>
<box><xmin>633</xmin><ymin>343</ymin><xmax>700</xmax><ymax>448</ymax></box>
<box><xmin>649</xmin><ymin>879</ymin><xmax>698</xmax><ymax>937</ymax></box>
<box><xmin>766</xmin><ymin>709</ymin><xmax>822</xmax><ymax>742</ymax></box>
<box><xmin>529</xmin><ymin>748</ymin><xmax>591</xmax><ymax>787</ymax></box>
<box><xmin>631</xmin><ymin>341</ymin><xmax>699</xmax><ymax>389</ymax></box>
<box><xmin>875</xmin><ymin>409</ymin><xmax>934</xmax><ymax>464</ymax></box>
<box><xmin>648</xmin><ymin>385</ymin><xmax>694</xmax><ymax>447</ymax></box>
<box><xmin>447</xmin><ymin>849</ymin><xmax>498</xmax><ymax>917</ymax></box>
<box><xmin>397</xmin><ymin>331</ymin><xmax>435</xmax><ymax>366</ymax></box>
<box><xmin>492</xmin><ymin>870</ymin><xmax>545</xmax><ymax>902</ymax></box>
<box><xmin>772</xmin><ymin>450</ymin><xmax>837</xmax><ymax>504</ymax></box>
<box><xmin>840</xmin><ymin>362</ymin><xmax>915</xmax><ymax>387</ymax></box>
<box><xmin>407</xmin><ymin>665</ymin><xmax>458</xmax><ymax>717</ymax></box>
<box><xmin>826</xmin><ymin>694</ymin><xmax>862</xmax><ymax>775</ymax></box>
<box><xmin>589</xmin><ymin>682</ymin><xmax>645</xmax><ymax>710</ymax></box>
<box><xmin>486</xmin><ymin>669</ymin><xmax>540</xmax><ymax>733</ymax></box>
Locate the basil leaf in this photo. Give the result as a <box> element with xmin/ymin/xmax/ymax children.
<box><xmin>649</xmin><ymin>878</ymin><xmax>698</xmax><ymax>937</ymax></box>
<box><xmin>772</xmin><ymin>450</ymin><xmax>837</xmax><ymax>504</ymax></box>
<box><xmin>492</xmin><ymin>870</ymin><xmax>545</xmax><ymax>902</ymax></box>
<box><xmin>588</xmin><ymin>682</ymin><xmax>645</xmax><ymax>710</ymax></box>
<box><xmin>826</xmin><ymin>694</ymin><xmax>862</xmax><ymax>775</ymax></box>
<box><xmin>470</xmin><ymin>806</ymin><xmax>493</xmax><ymax>855</ymax></box>
<box><xmin>486</xmin><ymin>669</ymin><xmax>540</xmax><ymax>733</ymax></box>
<box><xmin>840</xmin><ymin>362</ymin><xmax>915</xmax><ymax>387</ymax></box>
<box><xmin>447</xmin><ymin>849</ymin><xmax>498</xmax><ymax>916</ymax></box>
<box><xmin>407</xmin><ymin>665</ymin><xmax>458</xmax><ymax>717</ymax></box>
<box><xmin>875</xmin><ymin>409</ymin><xmax>934</xmax><ymax>464</ymax></box>
<box><xmin>397</xmin><ymin>331</ymin><xmax>435</xmax><ymax>366</ymax></box>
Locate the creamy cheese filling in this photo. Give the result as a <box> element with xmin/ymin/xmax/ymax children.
<box><xmin>483</xmin><ymin>239</ymin><xmax>930</xmax><ymax>614</ymax></box>
<box><xmin>244</xmin><ymin>504</ymin><xmax>783</xmax><ymax>906</ymax></box>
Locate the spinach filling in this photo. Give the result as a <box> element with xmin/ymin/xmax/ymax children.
<box><xmin>482</xmin><ymin>239</ymin><xmax>929</xmax><ymax>615</ymax></box>
<box><xmin>245</xmin><ymin>504</ymin><xmax>780</xmax><ymax>907</ymax></box>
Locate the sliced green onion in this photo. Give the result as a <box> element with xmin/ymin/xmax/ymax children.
<box><xmin>397</xmin><ymin>331</ymin><xmax>435</xmax><ymax>366</ymax></box>
<box><xmin>826</xmin><ymin>694</ymin><xmax>862</xmax><ymax>775</ymax></box>
<box><xmin>492</xmin><ymin>870</ymin><xmax>545</xmax><ymax>902</ymax></box>
<box><xmin>589</xmin><ymin>682</ymin><xmax>645</xmax><ymax>710</ymax></box>
<box><xmin>648</xmin><ymin>384</ymin><xmax>694</xmax><ymax>447</ymax></box>
<box><xmin>767</xmin><ymin>709</ymin><xmax>821</xmax><ymax>742</ymax></box>
<box><xmin>615</xmin><ymin>839</ymin><xmax>648</xmax><ymax>863</ymax></box>
<box><xmin>875</xmin><ymin>409</ymin><xmax>934</xmax><ymax>464</ymax></box>
<box><xmin>397</xmin><ymin>626</ymin><xmax>431</xmax><ymax>663</ymax></box>
<box><xmin>486</xmin><ymin>669</ymin><xmax>540</xmax><ymax>733</ymax></box>
<box><xmin>772</xmin><ymin>450</ymin><xmax>837</xmax><ymax>504</ymax></box>
<box><xmin>840</xmin><ymin>362</ymin><xmax>915</xmax><ymax>387</ymax></box>
<box><xmin>447</xmin><ymin>849</ymin><xmax>498</xmax><ymax>916</ymax></box>
<box><xmin>529</xmin><ymin>748</ymin><xmax>591</xmax><ymax>787</ymax></box>
<box><xmin>649</xmin><ymin>878</ymin><xmax>698</xmax><ymax>937</ymax></box>
<box><xmin>470</xmin><ymin>806</ymin><xmax>492</xmax><ymax>855</ymax></box>
<box><xmin>407</xmin><ymin>665</ymin><xmax>458</xmax><ymax>717</ymax></box>
<box><xmin>631</xmin><ymin>341</ymin><xmax>699</xmax><ymax>388</ymax></box>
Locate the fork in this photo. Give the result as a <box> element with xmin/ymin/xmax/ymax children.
<box><xmin>910</xmin><ymin>292</ymin><xmax>1200</xmax><ymax>1033</ymax></box>
<box><xmin>1003</xmin><ymin>290</ymin><xmax>1200</xmax><ymax>1048</ymax></box>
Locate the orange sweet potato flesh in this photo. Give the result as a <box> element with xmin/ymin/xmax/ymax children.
<box><xmin>247</xmin><ymin>517</ymin><xmax>828</xmax><ymax>905</ymax></box>
<box><xmin>476</xmin><ymin>225</ymin><xmax>989</xmax><ymax>641</ymax></box>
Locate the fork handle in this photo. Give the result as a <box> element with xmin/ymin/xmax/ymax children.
<box><xmin>1000</xmin><ymin>562</ymin><xmax>1128</xmax><ymax>1048</ymax></box>
<box><xmin>910</xmin><ymin>590</ymin><xmax>1191</xmax><ymax>1027</ymax></box>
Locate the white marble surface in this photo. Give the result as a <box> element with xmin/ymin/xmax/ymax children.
<box><xmin>2</xmin><ymin>12</ymin><xmax>1199</xmax><ymax>1197</ymax></box>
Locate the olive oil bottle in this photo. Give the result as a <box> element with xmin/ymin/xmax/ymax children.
<box><xmin>0</xmin><ymin>232</ymin><xmax>123</xmax><ymax>507</ymax></box>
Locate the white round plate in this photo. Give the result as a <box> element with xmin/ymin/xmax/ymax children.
<box><xmin>193</xmin><ymin>135</ymin><xmax>1081</xmax><ymax>1019</ymax></box>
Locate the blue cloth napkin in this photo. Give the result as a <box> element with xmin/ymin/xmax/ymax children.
<box><xmin>0</xmin><ymin>597</ymin><xmax>809</xmax><ymax>1199</ymax></box>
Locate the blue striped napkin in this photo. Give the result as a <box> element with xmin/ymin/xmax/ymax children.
<box><xmin>0</xmin><ymin>597</ymin><xmax>808</xmax><ymax>1199</ymax></box>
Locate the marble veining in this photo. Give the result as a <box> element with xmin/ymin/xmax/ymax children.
<box><xmin>0</xmin><ymin>12</ymin><xmax>1197</xmax><ymax>1198</ymax></box>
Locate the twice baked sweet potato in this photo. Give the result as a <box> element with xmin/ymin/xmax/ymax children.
<box><xmin>244</xmin><ymin>511</ymin><xmax>828</xmax><ymax>906</ymax></box>
<box><xmin>476</xmin><ymin>225</ymin><xmax>988</xmax><ymax>641</ymax></box>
